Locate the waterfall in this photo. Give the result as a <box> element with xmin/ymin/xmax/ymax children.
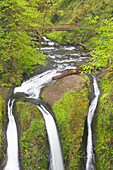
<box><xmin>4</xmin><ymin>38</ymin><xmax>90</xmax><ymax>169</ymax></box>
<box><xmin>5</xmin><ymin>99</ymin><xmax>19</xmax><ymax>170</ymax></box>
<box><xmin>37</xmin><ymin>105</ymin><xmax>64</xmax><ymax>170</ymax></box>
<box><xmin>14</xmin><ymin>69</ymin><xmax>64</xmax><ymax>170</ymax></box>
<box><xmin>86</xmin><ymin>76</ymin><xmax>100</xmax><ymax>170</ymax></box>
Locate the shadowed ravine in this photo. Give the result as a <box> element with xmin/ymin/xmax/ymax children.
<box><xmin>4</xmin><ymin>37</ymin><xmax>99</xmax><ymax>170</ymax></box>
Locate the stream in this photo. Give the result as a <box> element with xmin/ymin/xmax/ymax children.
<box><xmin>4</xmin><ymin>36</ymin><xmax>99</xmax><ymax>170</ymax></box>
<box><xmin>86</xmin><ymin>76</ymin><xmax>100</xmax><ymax>170</ymax></box>
<box><xmin>5</xmin><ymin>100</ymin><xmax>19</xmax><ymax>170</ymax></box>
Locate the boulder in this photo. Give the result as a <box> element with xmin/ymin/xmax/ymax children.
<box><xmin>42</xmin><ymin>75</ymin><xmax>87</xmax><ymax>106</ymax></box>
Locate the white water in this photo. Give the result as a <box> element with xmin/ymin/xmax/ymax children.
<box><xmin>37</xmin><ymin>105</ymin><xmax>64</xmax><ymax>170</ymax></box>
<box><xmin>14</xmin><ymin>69</ymin><xmax>58</xmax><ymax>98</ymax></box>
<box><xmin>5</xmin><ymin>38</ymin><xmax>90</xmax><ymax>169</ymax></box>
<box><xmin>86</xmin><ymin>76</ymin><xmax>100</xmax><ymax>170</ymax></box>
<box><xmin>5</xmin><ymin>99</ymin><xmax>19</xmax><ymax>170</ymax></box>
<box><xmin>14</xmin><ymin>69</ymin><xmax>64</xmax><ymax>170</ymax></box>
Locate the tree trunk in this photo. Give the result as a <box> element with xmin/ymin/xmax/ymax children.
<box><xmin>52</xmin><ymin>67</ymin><xmax>83</xmax><ymax>80</ymax></box>
<box><xmin>74</xmin><ymin>41</ymin><xmax>94</xmax><ymax>50</ymax></box>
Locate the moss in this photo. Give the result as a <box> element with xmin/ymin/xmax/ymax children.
<box><xmin>53</xmin><ymin>87</ymin><xmax>89</xmax><ymax>169</ymax></box>
<box><xmin>94</xmin><ymin>73</ymin><xmax>113</xmax><ymax>169</ymax></box>
<box><xmin>15</xmin><ymin>102</ymin><xmax>49</xmax><ymax>170</ymax></box>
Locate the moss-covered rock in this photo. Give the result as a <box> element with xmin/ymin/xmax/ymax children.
<box><xmin>93</xmin><ymin>72</ymin><xmax>113</xmax><ymax>170</ymax></box>
<box><xmin>14</xmin><ymin>102</ymin><xmax>49</xmax><ymax>170</ymax></box>
<box><xmin>42</xmin><ymin>75</ymin><xmax>89</xmax><ymax>169</ymax></box>
<box><xmin>42</xmin><ymin>75</ymin><xmax>88</xmax><ymax>106</ymax></box>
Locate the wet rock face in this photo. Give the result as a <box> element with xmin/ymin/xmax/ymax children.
<box><xmin>42</xmin><ymin>75</ymin><xmax>89</xmax><ymax>169</ymax></box>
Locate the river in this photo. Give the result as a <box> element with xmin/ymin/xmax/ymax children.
<box><xmin>4</xmin><ymin>36</ymin><xmax>99</xmax><ymax>170</ymax></box>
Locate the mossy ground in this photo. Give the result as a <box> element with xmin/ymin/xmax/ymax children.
<box><xmin>94</xmin><ymin>72</ymin><xmax>113</xmax><ymax>169</ymax></box>
<box><xmin>15</xmin><ymin>102</ymin><xmax>49</xmax><ymax>170</ymax></box>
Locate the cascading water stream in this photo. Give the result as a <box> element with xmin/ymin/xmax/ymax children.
<box><xmin>86</xmin><ymin>76</ymin><xmax>100</xmax><ymax>170</ymax></box>
<box><xmin>13</xmin><ymin>69</ymin><xmax>64</xmax><ymax>170</ymax></box>
<box><xmin>5</xmin><ymin>37</ymin><xmax>91</xmax><ymax>169</ymax></box>
<box><xmin>5</xmin><ymin>99</ymin><xmax>19</xmax><ymax>170</ymax></box>
<box><xmin>37</xmin><ymin>105</ymin><xmax>64</xmax><ymax>170</ymax></box>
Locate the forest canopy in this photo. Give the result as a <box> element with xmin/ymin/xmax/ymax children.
<box><xmin>0</xmin><ymin>0</ymin><xmax>49</xmax><ymax>84</ymax></box>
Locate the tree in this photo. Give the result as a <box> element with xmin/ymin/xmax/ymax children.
<box><xmin>83</xmin><ymin>16</ymin><xmax>113</xmax><ymax>73</ymax></box>
<box><xmin>0</xmin><ymin>0</ymin><xmax>47</xmax><ymax>84</ymax></box>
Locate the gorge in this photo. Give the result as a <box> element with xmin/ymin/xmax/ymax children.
<box><xmin>4</xmin><ymin>37</ymin><xmax>99</xmax><ymax>170</ymax></box>
<box><xmin>0</xmin><ymin>1</ymin><xmax>112</xmax><ymax>169</ymax></box>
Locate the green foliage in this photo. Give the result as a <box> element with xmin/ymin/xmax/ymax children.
<box><xmin>86</xmin><ymin>17</ymin><xmax>113</xmax><ymax>70</ymax></box>
<box><xmin>0</xmin><ymin>0</ymin><xmax>47</xmax><ymax>84</ymax></box>
<box><xmin>47</xmin><ymin>0</ymin><xmax>113</xmax><ymax>74</ymax></box>
<box><xmin>95</xmin><ymin>72</ymin><xmax>113</xmax><ymax>169</ymax></box>
<box><xmin>47</xmin><ymin>31</ymin><xmax>73</xmax><ymax>44</ymax></box>
<box><xmin>1</xmin><ymin>0</ymin><xmax>112</xmax><ymax>84</ymax></box>
<box><xmin>82</xmin><ymin>75</ymin><xmax>91</xmax><ymax>97</ymax></box>
<box><xmin>53</xmin><ymin>87</ymin><xmax>89</xmax><ymax>169</ymax></box>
